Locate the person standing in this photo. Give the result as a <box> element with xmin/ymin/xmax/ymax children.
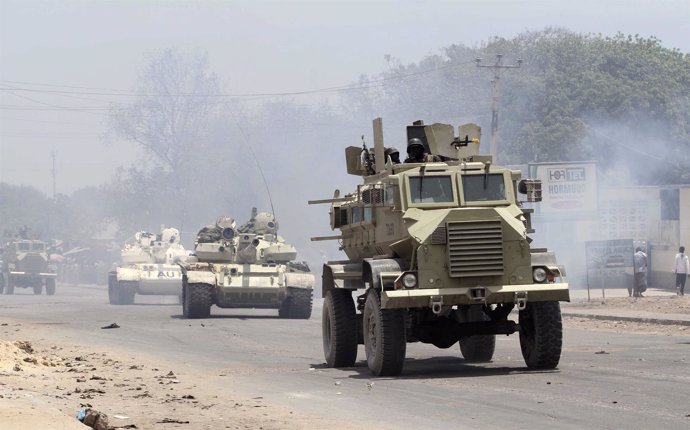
<box><xmin>633</xmin><ymin>247</ymin><xmax>648</xmax><ymax>298</ymax></box>
<box><xmin>673</xmin><ymin>246</ymin><xmax>690</xmax><ymax>296</ymax></box>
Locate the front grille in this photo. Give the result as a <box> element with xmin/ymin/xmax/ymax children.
<box><xmin>18</xmin><ymin>254</ymin><xmax>46</xmax><ymax>274</ymax></box>
<box><xmin>447</xmin><ymin>220</ymin><xmax>504</xmax><ymax>277</ymax></box>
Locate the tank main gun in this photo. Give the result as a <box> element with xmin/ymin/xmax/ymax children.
<box><xmin>236</xmin><ymin>234</ymin><xmax>260</xmax><ymax>264</ymax></box>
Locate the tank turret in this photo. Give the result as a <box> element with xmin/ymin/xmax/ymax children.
<box><xmin>193</xmin><ymin>216</ymin><xmax>237</xmax><ymax>263</ymax></box>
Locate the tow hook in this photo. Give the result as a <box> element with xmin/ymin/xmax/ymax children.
<box><xmin>470</xmin><ymin>287</ymin><xmax>486</xmax><ymax>302</ymax></box>
<box><xmin>430</xmin><ymin>296</ymin><xmax>443</xmax><ymax>315</ymax></box>
<box><xmin>514</xmin><ymin>291</ymin><xmax>528</xmax><ymax>311</ymax></box>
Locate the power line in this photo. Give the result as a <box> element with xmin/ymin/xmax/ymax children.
<box><xmin>0</xmin><ymin>60</ymin><xmax>473</xmax><ymax>99</ymax></box>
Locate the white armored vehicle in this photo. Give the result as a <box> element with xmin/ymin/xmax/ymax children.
<box><xmin>108</xmin><ymin>227</ymin><xmax>188</xmax><ymax>304</ymax></box>
<box><xmin>180</xmin><ymin>210</ymin><xmax>314</xmax><ymax>319</ymax></box>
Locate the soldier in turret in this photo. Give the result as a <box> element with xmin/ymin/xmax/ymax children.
<box><xmin>384</xmin><ymin>146</ymin><xmax>400</xmax><ymax>168</ymax></box>
<box><xmin>404</xmin><ymin>138</ymin><xmax>441</xmax><ymax>163</ymax></box>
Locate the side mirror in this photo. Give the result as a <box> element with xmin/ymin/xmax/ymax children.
<box><xmin>518</xmin><ymin>179</ymin><xmax>542</xmax><ymax>202</ymax></box>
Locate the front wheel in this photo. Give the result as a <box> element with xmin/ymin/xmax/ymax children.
<box><xmin>279</xmin><ymin>287</ymin><xmax>313</xmax><ymax>319</ymax></box>
<box><xmin>519</xmin><ymin>301</ymin><xmax>563</xmax><ymax>369</ymax></box>
<box><xmin>5</xmin><ymin>275</ymin><xmax>14</xmax><ymax>295</ymax></box>
<box><xmin>108</xmin><ymin>275</ymin><xmax>119</xmax><ymax>304</ymax></box>
<box><xmin>33</xmin><ymin>284</ymin><xmax>43</xmax><ymax>295</ymax></box>
<box><xmin>182</xmin><ymin>283</ymin><xmax>212</xmax><ymax>319</ymax></box>
<box><xmin>363</xmin><ymin>289</ymin><xmax>406</xmax><ymax>376</ymax></box>
<box><xmin>322</xmin><ymin>289</ymin><xmax>358</xmax><ymax>368</ymax></box>
<box><xmin>45</xmin><ymin>278</ymin><xmax>56</xmax><ymax>295</ymax></box>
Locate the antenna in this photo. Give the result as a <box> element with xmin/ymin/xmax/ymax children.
<box><xmin>229</xmin><ymin>106</ymin><xmax>277</xmax><ymax>226</ymax></box>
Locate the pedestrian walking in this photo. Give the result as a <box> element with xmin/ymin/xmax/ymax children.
<box><xmin>673</xmin><ymin>246</ymin><xmax>689</xmax><ymax>296</ymax></box>
<box><xmin>633</xmin><ymin>247</ymin><xmax>648</xmax><ymax>298</ymax></box>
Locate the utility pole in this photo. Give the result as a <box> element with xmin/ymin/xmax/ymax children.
<box><xmin>475</xmin><ymin>54</ymin><xmax>522</xmax><ymax>163</ymax></box>
<box><xmin>51</xmin><ymin>150</ymin><xmax>57</xmax><ymax>201</ymax></box>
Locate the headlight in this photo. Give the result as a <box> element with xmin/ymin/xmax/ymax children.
<box><xmin>402</xmin><ymin>273</ymin><xmax>417</xmax><ymax>288</ymax></box>
<box><xmin>533</xmin><ymin>267</ymin><xmax>547</xmax><ymax>283</ymax></box>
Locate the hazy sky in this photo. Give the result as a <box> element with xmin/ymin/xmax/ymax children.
<box><xmin>1</xmin><ymin>0</ymin><xmax>689</xmax><ymax>195</ymax></box>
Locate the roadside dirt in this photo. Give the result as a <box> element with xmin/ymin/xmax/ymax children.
<box><xmin>0</xmin><ymin>322</ymin><xmax>369</xmax><ymax>430</ymax></box>
<box><xmin>562</xmin><ymin>294</ymin><xmax>690</xmax><ymax>336</ymax></box>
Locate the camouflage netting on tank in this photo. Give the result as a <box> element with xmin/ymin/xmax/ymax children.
<box><xmin>196</xmin><ymin>226</ymin><xmax>222</xmax><ymax>243</ymax></box>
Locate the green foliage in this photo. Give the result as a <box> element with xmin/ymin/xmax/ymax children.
<box><xmin>348</xmin><ymin>29</ymin><xmax>690</xmax><ymax>184</ymax></box>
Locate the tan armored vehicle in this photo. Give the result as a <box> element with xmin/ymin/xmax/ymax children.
<box><xmin>108</xmin><ymin>227</ymin><xmax>187</xmax><ymax>304</ymax></box>
<box><xmin>180</xmin><ymin>210</ymin><xmax>314</xmax><ymax>319</ymax></box>
<box><xmin>1</xmin><ymin>239</ymin><xmax>57</xmax><ymax>295</ymax></box>
<box><xmin>310</xmin><ymin>119</ymin><xmax>569</xmax><ymax>376</ymax></box>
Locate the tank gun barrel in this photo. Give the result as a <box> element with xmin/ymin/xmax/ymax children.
<box><xmin>236</xmin><ymin>237</ymin><xmax>260</xmax><ymax>263</ymax></box>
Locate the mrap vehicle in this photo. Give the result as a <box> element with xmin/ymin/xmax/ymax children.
<box><xmin>310</xmin><ymin>118</ymin><xmax>569</xmax><ymax>376</ymax></box>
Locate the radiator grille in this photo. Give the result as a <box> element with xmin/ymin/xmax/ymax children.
<box><xmin>447</xmin><ymin>220</ymin><xmax>504</xmax><ymax>277</ymax></box>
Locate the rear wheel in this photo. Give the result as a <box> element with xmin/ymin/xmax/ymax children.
<box><xmin>0</xmin><ymin>273</ymin><xmax>5</xmax><ymax>294</ymax></box>
<box><xmin>363</xmin><ymin>289</ymin><xmax>406</xmax><ymax>376</ymax></box>
<box><xmin>183</xmin><ymin>283</ymin><xmax>212</xmax><ymax>319</ymax></box>
<box><xmin>279</xmin><ymin>287</ymin><xmax>313</xmax><ymax>319</ymax></box>
<box><xmin>459</xmin><ymin>305</ymin><xmax>496</xmax><ymax>363</ymax></box>
<box><xmin>323</xmin><ymin>289</ymin><xmax>358</xmax><ymax>368</ymax></box>
<box><xmin>33</xmin><ymin>284</ymin><xmax>43</xmax><ymax>295</ymax></box>
<box><xmin>519</xmin><ymin>301</ymin><xmax>563</xmax><ymax>369</ymax></box>
<box><xmin>45</xmin><ymin>278</ymin><xmax>56</xmax><ymax>295</ymax></box>
<box><xmin>5</xmin><ymin>275</ymin><xmax>14</xmax><ymax>295</ymax></box>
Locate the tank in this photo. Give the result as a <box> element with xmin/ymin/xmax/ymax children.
<box><xmin>107</xmin><ymin>227</ymin><xmax>188</xmax><ymax>304</ymax></box>
<box><xmin>1</xmin><ymin>239</ymin><xmax>57</xmax><ymax>295</ymax></box>
<box><xmin>180</xmin><ymin>210</ymin><xmax>314</xmax><ymax>319</ymax></box>
<box><xmin>310</xmin><ymin>118</ymin><xmax>570</xmax><ymax>376</ymax></box>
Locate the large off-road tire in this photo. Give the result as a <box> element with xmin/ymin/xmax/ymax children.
<box><xmin>5</xmin><ymin>275</ymin><xmax>15</xmax><ymax>295</ymax></box>
<box><xmin>33</xmin><ymin>284</ymin><xmax>43</xmax><ymax>295</ymax></box>
<box><xmin>459</xmin><ymin>305</ymin><xmax>496</xmax><ymax>363</ymax></box>
<box><xmin>108</xmin><ymin>274</ymin><xmax>120</xmax><ymax>304</ymax></box>
<box><xmin>363</xmin><ymin>289</ymin><xmax>406</xmax><ymax>376</ymax></box>
<box><xmin>118</xmin><ymin>281</ymin><xmax>136</xmax><ymax>305</ymax></box>
<box><xmin>182</xmin><ymin>283</ymin><xmax>212</xmax><ymax>319</ymax></box>
<box><xmin>519</xmin><ymin>301</ymin><xmax>563</xmax><ymax>369</ymax></box>
<box><xmin>323</xmin><ymin>289</ymin><xmax>358</xmax><ymax>368</ymax></box>
<box><xmin>45</xmin><ymin>278</ymin><xmax>56</xmax><ymax>296</ymax></box>
<box><xmin>279</xmin><ymin>287</ymin><xmax>313</xmax><ymax>319</ymax></box>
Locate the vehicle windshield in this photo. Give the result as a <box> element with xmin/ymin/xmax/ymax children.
<box><xmin>462</xmin><ymin>174</ymin><xmax>506</xmax><ymax>202</ymax></box>
<box><xmin>31</xmin><ymin>242</ymin><xmax>45</xmax><ymax>251</ymax></box>
<box><xmin>409</xmin><ymin>176</ymin><xmax>454</xmax><ymax>204</ymax></box>
<box><xmin>17</xmin><ymin>242</ymin><xmax>31</xmax><ymax>251</ymax></box>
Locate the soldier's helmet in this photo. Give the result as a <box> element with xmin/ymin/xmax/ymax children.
<box><xmin>407</xmin><ymin>138</ymin><xmax>424</xmax><ymax>152</ymax></box>
<box><xmin>385</xmin><ymin>146</ymin><xmax>399</xmax><ymax>157</ymax></box>
<box><xmin>253</xmin><ymin>212</ymin><xmax>278</xmax><ymax>235</ymax></box>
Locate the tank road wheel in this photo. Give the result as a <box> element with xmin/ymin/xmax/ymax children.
<box><xmin>108</xmin><ymin>274</ymin><xmax>120</xmax><ymax>304</ymax></box>
<box><xmin>183</xmin><ymin>283</ymin><xmax>212</xmax><ymax>319</ymax></box>
<box><xmin>279</xmin><ymin>287</ymin><xmax>313</xmax><ymax>319</ymax></box>
<box><xmin>363</xmin><ymin>289</ymin><xmax>406</xmax><ymax>376</ymax></box>
<box><xmin>519</xmin><ymin>301</ymin><xmax>563</xmax><ymax>369</ymax></box>
<box><xmin>118</xmin><ymin>281</ymin><xmax>136</xmax><ymax>305</ymax></box>
<box><xmin>459</xmin><ymin>305</ymin><xmax>496</xmax><ymax>363</ymax></box>
<box><xmin>33</xmin><ymin>284</ymin><xmax>43</xmax><ymax>295</ymax></box>
<box><xmin>45</xmin><ymin>278</ymin><xmax>56</xmax><ymax>296</ymax></box>
<box><xmin>323</xmin><ymin>289</ymin><xmax>358</xmax><ymax>368</ymax></box>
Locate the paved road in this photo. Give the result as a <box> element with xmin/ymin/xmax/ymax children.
<box><xmin>1</xmin><ymin>284</ymin><xmax>689</xmax><ymax>430</ymax></box>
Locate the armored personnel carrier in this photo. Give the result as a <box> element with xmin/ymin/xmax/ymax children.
<box><xmin>1</xmin><ymin>239</ymin><xmax>57</xmax><ymax>295</ymax></box>
<box><xmin>108</xmin><ymin>227</ymin><xmax>188</xmax><ymax>304</ymax></box>
<box><xmin>180</xmin><ymin>210</ymin><xmax>314</xmax><ymax>319</ymax></box>
<box><xmin>310</xmin><ymin>118</ymin><xmax>569</xmax><ymax>376</ymax></box>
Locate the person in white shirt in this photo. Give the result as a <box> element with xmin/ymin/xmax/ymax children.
<box><xmin>673</xmin><ymin>246</ymin><xmax>690</xmax><ymax>296</ymax></box>
<box><xmin>633</xmin><ymin>247</ymin><xmax>648</xmax><ymax>298</ymax></box>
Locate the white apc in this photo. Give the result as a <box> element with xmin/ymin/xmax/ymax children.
<box><xmin>108</xmin><ymin>227</ymin><xmax>188</xmax><ymax>304</ymax></box>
